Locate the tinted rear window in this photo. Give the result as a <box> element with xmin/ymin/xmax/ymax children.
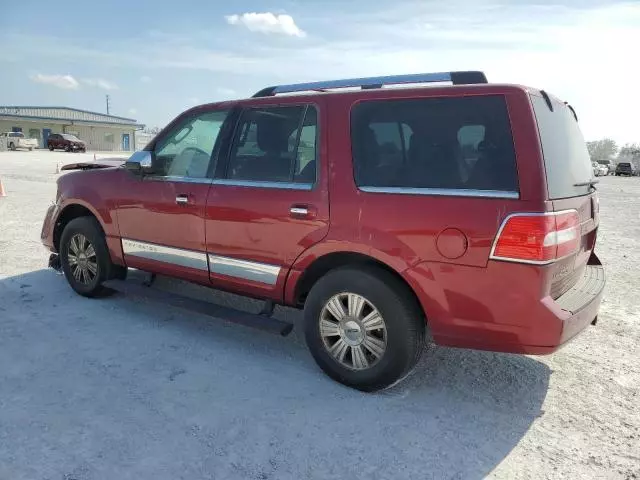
<box><xmin>530</xmin><ymin>94</ymin><xmax>592</xmax><ymax>199</ymax></box>
<box><xmin>351</xmin><ymin>95</ymin><xmax>518</xmax><ymax>193</ymax></box>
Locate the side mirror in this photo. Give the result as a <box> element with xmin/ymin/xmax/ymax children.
<box><xmin>124</xmin><ymin>151</ymin><xmax>153</xmax><ymax>175</ymax></box>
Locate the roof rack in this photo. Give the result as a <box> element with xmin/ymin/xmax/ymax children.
<box><xmin>252</xmin><ymin>71</ymin><xmax>487</xmax><ymax>98</ymax></box>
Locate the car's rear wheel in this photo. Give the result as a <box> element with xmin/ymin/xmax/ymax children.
<box><xmin>48</xmin><ymin>145</ymin><xmax>54</xmax><ymax>151</ymax></box>
<box><xmin>59</xmin><ymin>217</ymin><xmax>125</xmax><ymax>297</ymax></box>
<box><xmin>304</xmin><ymin>266</ymin><xmax>425</xmax><ymax>392</ymax></box>
<box><xmin>9</xmin><ymin>142</ymin><xmax>15</xmax><ymax>151</ymax></box>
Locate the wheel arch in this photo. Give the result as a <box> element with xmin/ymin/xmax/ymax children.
<box><xmin>53</xmin><ymin>202</ymin><xmax>105</xmax><ymax>252</ymax></box>
<box><xmin>288</xmin><ymin>251</ymin><xmax>427</xmax><ymax>323</ymax></box>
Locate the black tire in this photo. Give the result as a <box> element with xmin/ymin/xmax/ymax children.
<box><xmin>65</xmin><ymin>145</ymin><xmax>70</xmax><ymax>152</ymax></box>
<box><xmin>59</xmin><ymin>216</ymin><xmax>126</xmax><ymax>297</ymax></box>
<box><xmin>304</xmin><ymin>266</ymin><xmax>425</xmax><ymax>392</ymax></box>
<box><xmin>48</xmin><ymin>145</ymin><xmax>54</xmax><ymax>151</ymax></box>
<box><xmin>9</xmin><ymin>142</ymin><xmax>15</xmax><ymax>151</ymax></box>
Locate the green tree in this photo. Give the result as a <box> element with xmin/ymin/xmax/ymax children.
<box><xmin>586</xmin><ymin>138</ymin><xmax>618</xmax><ymax>161</ymax></box>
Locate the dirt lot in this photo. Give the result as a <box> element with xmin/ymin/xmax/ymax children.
<box><xmin>0</xmin><ymin>150</ymin><xmax>638</xmax><ymax>479</ymax></box>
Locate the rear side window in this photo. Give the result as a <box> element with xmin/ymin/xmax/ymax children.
<box><xmin>530</xmin><ymin>94</ymin><xmax>592</xmax><ymax>199</ymax></box>
<box><xmin>226</xmin><ymin>105</ymin><xmax>317</xmax><ymax>185</ymax></box>
<box><xmin>351</xmin><ymin>95</ymin><xmax>518</xmax><ymax>193</ymax></box>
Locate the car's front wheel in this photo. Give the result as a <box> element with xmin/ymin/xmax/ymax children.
<box><xmin>59</xmin><ymin>217</ymin><xmax>125</xmax><ymax>297</ymax></box>
<box><xmin>304</xmin><ymin>266</ymin><xmax>425</xmax><ymax>392</ymax></box>
<box><xmin>9</xmin><ymin>142</ymin><xmax>15</xmax><ymax>151</ymax></box>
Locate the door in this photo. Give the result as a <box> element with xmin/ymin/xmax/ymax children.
<box><xmin>42</xmin><ymin>129</ymin><xmax>51</xmax><ymax>148</ymax></box>
<box><xmin>11</xmin><ymin>127</ymin><xmax>22</xmax><ymax>132</ymax></box>
<box><xmin>205</xmin><ymin>102</ymin><xmax>329</xmax><ymax>300</ymax></box>
<box><xmin>122</xmin><ymin>133</ymin><xmax>130</xmax><ymax>151</ymax></box>
<box><xmin>116</xmin><ymin>108</ymin><xmax>231</xmax><ymax>284</ymax></box>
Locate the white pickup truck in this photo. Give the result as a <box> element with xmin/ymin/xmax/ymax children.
<box><xmin>0</xmin><ymin>132</ymin><xmax>39</xmax><ymax>151</ymax></box>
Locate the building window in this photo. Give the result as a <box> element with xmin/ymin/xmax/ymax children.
<box><xmin>104</xmin><ymin>133</ymin><xmax>115</xmax><ymax>143</ymax></box>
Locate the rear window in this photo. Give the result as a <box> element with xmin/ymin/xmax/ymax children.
<box><xmin>351</xmin><ymin>95</ymin><xmax>518</xmax><ymax>194</ymax></box>
<box><xmin>530</xmin><ymin>94</ymin><xmax>592</xmax><ymax>199</ymax></box>
<box><xmin>618</xmin><ymin>162</ymin><xmax>631</xmax><ymax>168</ymax></box>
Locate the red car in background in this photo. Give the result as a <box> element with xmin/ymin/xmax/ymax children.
<box><xmin>47</xmin><ymin>133</ymin><xmax>86</xmax><ymax>152</ymax></box>
<box><xmin>41</xmin><ymin>71</ymin><xmax>605</xmax><ymax>391</ymax></box>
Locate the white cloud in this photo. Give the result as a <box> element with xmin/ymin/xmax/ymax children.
<box><xmin>128</xmin><ymin>108</ymin><xmax>137</xmax><ymax>115</ymax></box>
<box><xmin>140</xmin><ymin>75</ymin><xmax>151</xmax><ymax>83</ymax></box>
<box><xmin>225</xmin><ymin>12</ymin><xmax>306</xmax><ymax>37</ymax></box>
<box><xmin>82</xmin><ymin>78</ymin><xmax>118</xmax><ymax>90</ymax></box>
<box><xmin>29</xmin><ymin>73</ymin><xmax>79</xmax><ymax>89</ymax></box>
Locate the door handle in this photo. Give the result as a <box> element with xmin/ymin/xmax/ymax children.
<box><xmin>176</xmin><ymin>194</ymin><xmax>189</xmax><ymax>205</ymax></box>
<box><xmin>290</xmin><ymin>204</ymin><xmax>316</xmax><ymax>219</ymax></box>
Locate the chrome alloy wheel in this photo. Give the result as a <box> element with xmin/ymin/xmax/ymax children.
<box><xmin>319</xmin><ymin>293</ymin><xmax>387</xmax><ymax>370</ymax></box>
<box><xmin>67</xmin><ymin>233</ymin><xmax>98</xmax><ymax>285</ymax></box>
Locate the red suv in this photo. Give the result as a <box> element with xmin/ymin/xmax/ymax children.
<box><xmin>41</xmin><ymin>71</ymin><xmax>605</xmax><ymax>391</ymax></box>
<box><xmin>47</xmin><ymin>133</ymin><xmax>86</xmax><ymax>152</ymax></box>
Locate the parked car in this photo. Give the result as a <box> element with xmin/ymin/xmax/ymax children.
<box><xmin>1</xmin><ymin>132</ymin><xmax>38</xmax><ymax>151</ymax></box>
<box><xmin>592</xmin><ymin>162</ymin><xmax>608</xmax><ymax>177</ymax></box>
<box><xmin>41</xmin><ymin>71</ymin><xmax>605</xmax><ymax>391</ymax></box>
<box><xmin>615</xmin><ymin>162</ymin><xmax>635</xmax><ymax>176</ymax></box>
<box><xmin>47</xmin><ymin>133</ymin><xmax>86</xmax><ymax>152</ymax></box>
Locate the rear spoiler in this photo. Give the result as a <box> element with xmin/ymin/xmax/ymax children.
<box><xmin>60</xmin><ymin>157</ymin><xmax>126</xmax><ymax>171</ymax></box>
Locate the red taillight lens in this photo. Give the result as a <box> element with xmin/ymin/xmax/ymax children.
<box><xmin>492</xmin><ymin>211</ymin><xmax>580</xmax><ymax>264</ymax></box>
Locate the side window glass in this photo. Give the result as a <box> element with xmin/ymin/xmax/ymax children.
<box><xmin>153</xmin><ymin>110</ymin><xmax>228</xmax><ymax>178</ymax></box>
<box><xmin>227</xmin><ymin>105</ymin><xmax>317</xmax><ymax>184</ymax></box>
<box><xmin>351</xmin><ymin>96</ymin><xmax>518</xmax><ymax>192</ymax></box>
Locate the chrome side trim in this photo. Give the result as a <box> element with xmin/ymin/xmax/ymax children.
<box><xmin>145</xmin><ymin>175</ymin><xmax>213</xmax><ymax>185</ymax></box>
<box><xmin>211</xmin><ymin>179</ymin><xmax>313</xmax><ymax>191</ymax></box>
<box><xmin>121</xmin><ymin>239</ymin><xmax>209</xmax><ymax>271</ymax></box>
<box><xmin>208</xmin><ymin>255</ymin><xmax>281</xmax><ymax>285</ymax></box>
<box><xmin>358</xmin><ymin>186</ymin><xmax>520</xmax><ymax>199</ymax></box>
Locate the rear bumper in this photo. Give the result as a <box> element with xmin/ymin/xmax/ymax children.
<box><xmin>405</xmin><ymin>253</ymin><xmax>605</xmax><ymax>355</ymax></box>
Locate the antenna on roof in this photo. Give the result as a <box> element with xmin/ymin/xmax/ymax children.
<box><xmin>105</xmin><ymin>94</ymin><xmax>111</xmax><ymax>115</ymax></box>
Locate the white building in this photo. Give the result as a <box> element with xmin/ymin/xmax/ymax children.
<box><xmin>0</xmin><ymin>106</ymin><xmax>143</xmax><ymax>151</ymax></box>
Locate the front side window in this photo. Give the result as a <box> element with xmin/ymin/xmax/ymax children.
<box><xmin>351</xmin><ymin>96</ymin><xmax>518</xmax><ymax>193</ymax></box>
<box><xmin>226</xmin><ymin>105</ymin><xmax>317</xmax><ymax>184</ymax></box>
<box><xmin>154</xmin><ymin>110</ymin><xmax>229</xmax><ymax>178</ymax></box>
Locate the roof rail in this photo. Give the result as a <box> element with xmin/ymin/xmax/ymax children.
<box><xmin>252</xmin><ymin>71</ymin><xmax>487</xmax><ymax>98</ymax></box>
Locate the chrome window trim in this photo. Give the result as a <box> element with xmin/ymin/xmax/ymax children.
<box><xmin>211</xmin><ymin>179</ymin><xmax>313</xmax><ymax>191</ymax></box>
<box><xmin>488</xmin><ymin>209</ymin><xmax>579</xmax><ymax>265</ymax></box>
<box><xmin>121</xmin><ymin>239</ymin><xmax>209</xmax><ymax>271</ymax></box>
<box><xmin>358</xmin><ymin>186</ymin><xmax>519</xmax><ymax>199</ymax></box>
<box><xmin>144</xmin><ymin>175</ymin><xmax>213</xmax><ymax>185</ymax></box>
<box><xmin>208</xmin><ymin>255</ymin><xmax>281</xmax><ymax>285</ymax></box>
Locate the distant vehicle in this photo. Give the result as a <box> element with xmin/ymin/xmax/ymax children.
<box><xmin>615</xmin><ymin>162</ymin><xmax>635</xmax><ymax>176</ymax></box>
<box><xmin>1</xmin><ymin>132</ymin><xmax>38</xmax><ymax>151</ymax></box>
<box><xmin>42</xmin><ymin>70</ymin><xmax>605</xmax><ymax>391</ymax></box>
<box><xmin>596</xmin><ymin>160</ymin><xmax>613</xmax><ymax>176</ymax></box>
<box><xmin>592</xmin><ymin>162</ymin><xmax>608</xmax><ymax>177</ymax></box>
<box><xmin>47</xmin><ymin>133</ymin><xmax>86</xmax><ymax>152</ymax></box>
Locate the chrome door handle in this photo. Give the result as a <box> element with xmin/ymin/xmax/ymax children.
<box><xmin>176</xmin><ymin>194</ymin><xmax>189</xmax><ymax>205</ymax></box>
<box><xmin>290</xmin><ymin>207</ymin><xmax>308</xmax><ymax>216</ymax></box>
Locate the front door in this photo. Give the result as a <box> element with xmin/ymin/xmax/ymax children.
<box><xmin>122</xmin><ymin>133</ymin><xmax>130</xmax><ymax>151</ymax></box>
<box><xmin>116</xmin><ymin>108</ymin><xmax>231</xmax><ymax>284</ymax></box>
<box><xmin>205</xmin><ymin>102</ymin><xmax>329</xmax><ymax>300</ymax></box>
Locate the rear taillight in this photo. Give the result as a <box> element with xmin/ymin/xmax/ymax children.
<box><xmin>491</xmin><ymin>211</ymin><xmax>580</xmax><ymax>264</ymax></box>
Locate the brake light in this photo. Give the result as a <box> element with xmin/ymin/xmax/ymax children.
<box><xmin>491</xmin><ymin>211</ymin><xmax>580</xmax><ymax>264</ymax></box>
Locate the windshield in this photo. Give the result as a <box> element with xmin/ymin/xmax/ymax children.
<box><xmin>530</xmin><ymin>93</ymin><xmax>593</xmax><ymax>199</ymax></box>
<box><xmin>62</xmin><ymin>134</ymin><xmax>80</xmax><ymax>141</ymax></box>
<box><xmin>9</xmin><ymin>132</ymin><xmax>25</xmax><ymax>138</ymax></box>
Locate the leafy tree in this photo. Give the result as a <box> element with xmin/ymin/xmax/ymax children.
<box><xmin>586</xmin><ymin>138</ymin><xmax>618</xmax><ymax>161</ymax></box>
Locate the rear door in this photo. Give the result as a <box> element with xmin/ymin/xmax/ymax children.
<box><xmin>204</xmin><ymin>100</ymin><xmax>329</xmax><ymax>300</ymax></box>
<box><xmin>530</xmin><ymin>93</ymin><xmax>599</xmax><ymax>298</ymax></box>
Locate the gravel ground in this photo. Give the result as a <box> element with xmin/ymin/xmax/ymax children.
<box><xmin>0</xmin><ymin>150</ymin><xmax>638</xmax><ymax>480</ymax></box>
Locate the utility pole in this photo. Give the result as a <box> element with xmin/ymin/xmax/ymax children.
<box><xmin>106</xmin><ymin>94</ymin><xmax>111</xmax><ymax>115</ymax></box>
